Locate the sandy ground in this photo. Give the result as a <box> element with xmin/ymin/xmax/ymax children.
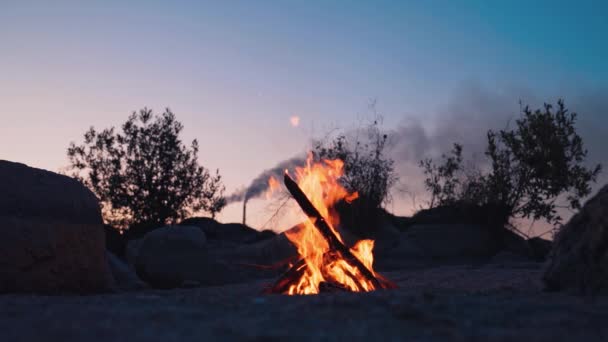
<box><xmin>1</xmin><ymin>264</ymin><xmax>607</xmax><ymax>342</ymax></box>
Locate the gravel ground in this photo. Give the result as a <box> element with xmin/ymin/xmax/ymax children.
<box><xmin>1</xmin><ymin>265</ymin><xmax>607</xmax><ymax>342</ymax></box>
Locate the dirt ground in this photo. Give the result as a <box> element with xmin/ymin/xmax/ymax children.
<box><xmin>1</xmin><ymin>265</ymin><xmax>607</xmax><ymax>342</ymax></box>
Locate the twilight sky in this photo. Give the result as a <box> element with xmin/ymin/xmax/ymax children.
<box><xmin>1</xmin><ymin>0</ymin><xmax>607</xmax><ymax>231</ymax></box>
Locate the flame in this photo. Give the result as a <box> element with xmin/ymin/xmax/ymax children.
<box><xmin>265</xmin><ymin>176</ymin><xmax>281</xmax><ymax>199</ymax></box>
<box><xmin>278</xmin><ymin>153</ymin><xmax>385</xmax><ymax>295</ymax></box>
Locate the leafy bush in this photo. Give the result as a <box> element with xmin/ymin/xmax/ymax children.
<box><xmin>67</xmin><ymin>108</ymin><xmax>226</xmax><ymax>230</ymax></box>
<box><xmin>313</xmin><ymin>119</ymin><xmax>396</xmax><ymax>210</ymax></box>
<box><xmin>421</xmin><ymin>100</ymin><xmax>601</xmax><ymax>227</ymax></box>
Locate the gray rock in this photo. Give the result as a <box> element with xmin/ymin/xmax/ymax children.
<box><xmin>135</xmin><ymin>225</ymin><xmax>208</xmax><ymax>289</ymax></box>
<box><xmin>0</xmin><ymin>160</ymin><xmax>101</xmax><ymax>223</ymax></box>
<box><xmin>0</xmin><ymin>160</ymin><xmax>113</xmax><ymax>293</ymax></box>
<box><xmin>125</xmin><ymin>238</ymin><xmax>143</xmax><ymax>269</ymax></box>
<box><xmin>490</xmin><ymin>251</ymin><xmax>537</xmax><ymax>265</ymax></box>
<box><xmin>528</xmin><ymin>237</ymin><xmax>552</xmax><ymax>261</ymax></box>
<box><xmin>402</xmin><ymin>224</ymin><xmax>500</xmax><ymax>259</ymax></box>
<box><xmin>180</xmin><ymin>216</ymin><xmax>274</xmax><ymax>244</ymax></box>
<box><xmin>543</xmin><ymin>185</ymin><xmax>608</xmax><ymax>294</ymax></box>
<box><xmin>106</xmin><ymin>251</ymin><xmax>146</xmax><ymax>291</ymax></box>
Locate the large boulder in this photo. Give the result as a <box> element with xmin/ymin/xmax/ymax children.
<box><xmin>543</xmin><ymin>185</ymin><xmax>608</xmax><ymax>294</ymax></box>
<box><xmin>135</xmin><ymin>225</ymin><xmax>207</xmax><ymax>288</ymax></box>
<box><xmin>134</xmin><ymin>225</ymin><xmax>280</xmax><ymax>288</ymax></box>
<box><xmin>0</xmin><ymin>160</ymin><xmax>113</xmax><ymax>293</ymax></box>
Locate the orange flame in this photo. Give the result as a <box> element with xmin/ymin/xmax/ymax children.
<box><xmin>278</xmin><ymin>154</ymin><xmax>385</xmax><ymax>295</ymax></box>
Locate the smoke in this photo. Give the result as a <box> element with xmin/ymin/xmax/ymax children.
<box><xmin>225</xmin><ymin>155</ymin><xmax>307</xmax><ymax>205</ymax></box>
<box><xmin>389</xmin><ymin>83</ymin><xmax>538</xmax><ymax>166</ymax></box>
<box><xmin>226</xmin><ymin>83</ymin><xmax>607</xmax><ymax>224</ymax></box>
<box><xmin>569</xmin><ymin>89</ymin><xmax>608</xmax><ymax>174</ymax></box>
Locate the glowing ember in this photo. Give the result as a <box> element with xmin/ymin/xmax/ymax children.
<box><xmin>269</xmin><ymin>153</ymin><xmax>394</xmax><ymax>295</ymax></box>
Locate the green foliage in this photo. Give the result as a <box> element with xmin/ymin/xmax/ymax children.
<box><xmin>421</xmin><ymin>100</ymin><xmax>601</xmax><ymax>226</ymax></box>
<box><xmin>67</xmin><ymin>108</ymin><xmax>226</xmax><ymax>229</ymax></box>
<box><xmin>313</xmin><ymin>119</ymin><xmax>396</xmax><ymax>209</ymax></box>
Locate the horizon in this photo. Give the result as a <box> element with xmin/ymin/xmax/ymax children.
<box><xmin>1</xmin><ymin>1</ymin><xmax>607</xmax><ymax>233</ymax></box>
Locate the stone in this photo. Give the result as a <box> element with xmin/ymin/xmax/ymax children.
<box><xmin>402</xmin><ymin>224</ymin><xmax>501</xmax><ymax>259</ymax></box>
<box><xmin>543</xmin><ymin>185</ymin><xmax>608</xmax><ymax>294</ymax></box>
<box><xmin>527</xmin><ymin>237</ymin><xmax>552</xmax><ymax>262</ymax></box>
<box><xmin>180</xmin><ymin>217</ymin><xmax>275</xmax><ymax>244</ymax></box>
<box><xmin>135</xmin><ymin>225</ymin><xmax>208</xmax><ymax>289</ymax></box>
<box><xmin>106</xmin><ymin>251</ymin><xmax>146</xmax><ymax>291</ymax></box>
<box><xmin>0</xmin><ymin>160</ymin><xmax>113</xmax><ymax>293</ymax></box>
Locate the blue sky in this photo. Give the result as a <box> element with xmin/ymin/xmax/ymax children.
<box><xmin>1</xmin><ymin>0</ymin><xmax>606</xmax><ymax>228</ymax></box>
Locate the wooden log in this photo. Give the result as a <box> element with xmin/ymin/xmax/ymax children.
<box><xmin>283</xmin><ymin>173</ymin><xmax>383</xmax><ymax>290</ymax></box>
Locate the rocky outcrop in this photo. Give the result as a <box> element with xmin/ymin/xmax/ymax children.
<box><xmin>543</xmin><ymin>185</ymin><xmax>608</xmax><ymax>294</ymax></box>
<box><xmin>0</xmin><ymin>160</ymin><xmax>113</xmax><ymax>293</ymax></box>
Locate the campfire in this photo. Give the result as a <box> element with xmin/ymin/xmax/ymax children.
<box><xmin>264</xmin><ymin>155</ymin><xmax>395</xmax><ymax>295</ymax></box>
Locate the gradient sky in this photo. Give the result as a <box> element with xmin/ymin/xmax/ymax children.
<box><xmin>1</xmin><ymin>0</ymin><xmax>607</xmax><ymax>230</ymax></box>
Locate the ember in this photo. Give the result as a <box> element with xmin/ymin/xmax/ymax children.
<box><xmin>265</xmin><ymin>155</ymin><xmax>395</xmax><ymax>295</ymax></box>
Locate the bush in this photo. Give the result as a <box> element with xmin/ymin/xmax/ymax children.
<box><xmin>313</xmin><ymin>119</ymin><xmax>396</xmax><ymax>210</ymax></box>
<box><xmin>67</xmin><ymin>108</ymin><xmax>226</xmax><ymax>230</ymax></box>
<box><xmin>421</xmin><ymin>100</ymin><xmax>601</xmax><ymax>228</ymax></box>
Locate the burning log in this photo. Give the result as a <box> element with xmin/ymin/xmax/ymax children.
<box><xmin>282</xmin><ymin>172</ymin><xmax>384</xmax><ymax>290</ymax></box>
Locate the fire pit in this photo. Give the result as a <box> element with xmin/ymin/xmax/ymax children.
<box><xmin>264</xmin><ymin>156</ymin><xmax>395</xmax><ymax>295</ymax></box>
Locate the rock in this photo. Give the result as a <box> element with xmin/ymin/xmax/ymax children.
<box><xmin>0</xmin><ymin>160</ymin><xmax>113</xmax><ymax>293</ymax></box>
<box><xmin>104</xmin><ymin>225</ymin><xmax>127</xmax><ymax>259</ymax></box>
<box><xmin>500</xmin><ymin>228</ymin><xmax>531</xmax><ymax>257</ymax></box>
<box><xmin>375</xmin><ymin>224</ymin><xmax>503</xmax><ymax>270</ymax></box>
<box><xmin>135</xmin><ymin>225</ymin><xmax>208</xmax><ymax>289</ymax></box>
<box><xmin>490</xmin><ymin>251</ymin><xmax>537</xmax><ymax>265</ymax></box>
<box><xmin>180</xmin><ymin>217</ymin><xmax>275</xmax><ymax>244</ymax></box>
<box><xmin>543</xmin><ymin>185</ymin><xmax>608</xmax><ymax>294</ymax></box>
<box><xmin>528</xmin><ymin>237</ymin><xmax>552</xmax><ymax>262</ymax></box>
<box><xmin>126</xmin><ymin>238</ymin><xmax>144</xmax><ymax>269</ymax></box>
<box><xmin>408</xmin><ymin>202</ymin><xmax>510</xmax><ymax>230</ymax></box>
<box><xmin>375</xmin><ymin>214</ymin><xmax>402</xmax><ymax>249</ymax></box>
<box><xmin>374</xmin><ymin>233</ymin><xmax>428</xmax><ymax>270</ymax></box>
<box><xmin>106</xmin><ymin>251</ymin><xmax>146</xmax><ymax>291</ymax></box>
<box><xmin>402</xmin><ymin>224</ymin><xmax>501</xmax><ymax>259</ymax></box>
<box><xmin>216</xmin><ymin>226</ymin><xmax>299</xmax><ymax>265</ymax></box>
<box><xmin>133</xmin><ymin>224</ymin><xmax>281</xmax><ymax>288</ymax></box>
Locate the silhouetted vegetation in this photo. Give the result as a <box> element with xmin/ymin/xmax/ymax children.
<box><xmin>313</xmin><ymin>119</ymin><xmax>396</xmax><ymax>210</ymax></box>
<box><xmin>421</xmin><ymin>100</ymin><xmax>602</xmax><ymax>228</ymax></box>
<box><xmin>67</xmin><ymin>108</ymin><xmax>226</xmax><ymax>230</ymax></box>
<box><xmin>312</xmin><ymin>119</ymin><xmax>396</xmax><ymax>236</ymax></box>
